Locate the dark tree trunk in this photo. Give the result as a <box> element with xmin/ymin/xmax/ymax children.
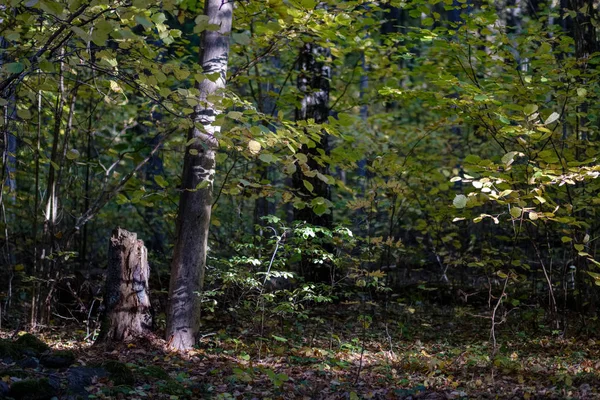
<box><xmin>292</xmin><ymin>42</ymin><xmax>333</xmax><ymax>283</ymax></box>
<box><xmin>292</xmin><ymin>42</ymin><xmax>332</xmax><ymax>228</ymax></box>
<box><xmin>97</xmin><ymin>228</ymin><xmax>152</xmax><ymax>342</ymax></box>
<box><xmin>568</xmin><ymin>0</ymin><xmax>596</xmax><ymax>60</ymax></box>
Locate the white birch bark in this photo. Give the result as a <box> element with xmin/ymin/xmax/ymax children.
<box><xmin>166</xmin><ymin>0</ymin><xmax>233</xmax><ymax>351</ymax></box>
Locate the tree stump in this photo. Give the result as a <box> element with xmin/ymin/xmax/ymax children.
<box><xmin>97</xmin><ymin>228</ymin><xmax>152</xmax><ymax>342</ymax></box>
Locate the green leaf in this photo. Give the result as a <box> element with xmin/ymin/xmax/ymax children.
<box><xmin>40</xmin><ymin>0</ymin><xmax>64</xmax><ymax>16</ymax></box>
<box><xmin>316</xmin><ymin>172</ymin><xmax>329</xmax><ymax>184</ymax></box>
<box><xmin>313</xmin><ymin>203</ymin><xmax>329</xmax><ymax>215</ymax></box>
<box><xmin>296</xmin><ymin>153</ymin><xmax>308</xmax><ymax>164</ymax></box>
<box><xmin>502</xmin><ymin>151</ymin><xmax>519</xmax><ymax>166</ymax></box>
<box><xmin>523</xmin><ymin>104</ymin><xmax>538</xmax><ymax>115</ymax></box>
<box><xmin>5</xmin><ymin>62</ymin><xmax>24</xmax><ymax>73</ymax></box>
<box><xmin>498</xmin><ymin>114</ymin><xmax>511</xmax><ymax>124</ymax></box>
<box><xmin>174</xmin><ymin>68</ymin><xmax>190</xmax><ymax>80</ymax></box>
<box><xmin>39</xmin><ymin>59</ymin><xmax>54</xmax><ymax>72</ymax></box>
<box><xmin>259</xmin><ymin>153</ymin><xmax>274</xmax><ymax>163</ymax></box>
<box><xmin>17</xmin><ymin>109</ymin><xmax>32</xmax><ymax>120</ymax></box>
<box><xmin>91</xmin><ymin>23</ymin><xmax>109</xmax><ymax>46</ymax></box>
<box><xmin>66</xmin><ymin>149</ymin><xmax>80</xmax><ymax>160</ymax></box>
<box><xmin>587</xmin><ymin>271</ymin><xmax>600</xmax><ymax>285</ymax></box>
<box><xmin>154</xmin><ymin>175</ymin><xmax>168</xmax><ymax>188</ymax></box>
<box><xmin>453</xmin><ymin>194</ymin><xmax>467</xmax><ymax>209</ymax></box>
<box><xmin>510</xmin><ymin>207</ymin><xmax>522</xmax><ymax>218</ymax></box>
<box><xmin>464</xmin><ymin>154</ymin><xmax>480</xmax><ymax>164</ymax></box>
<box><xmin>135</xmin><ymin>15</ymin><xmax>153</xmax><ymax>29</ymax></box>
<box><xmin>301</xmin><ymin>0</ymin><xmax>317</xmax><ymax>8</ymax></box>
<box><xmin>303</xmin><ymin>180</ymin><xmax>314</xmax><ymax>192</ymax></box>
<box><xmin>227</xmin><ymin>111</ymin><xmax>243</xmax><ymax>120</ymax></box>
<box><xmin>152</xmin><ymin>12</ymin><xmax>166</xmax><ymax>24</ymax></box>
<box><xmin>72</xmin><ymin>26</ymin><xmax>90</xmax><ymax>41</ymax></box>
<box><xmin>561</xmin><ymin>236</ymin><xmax>572</xmax><ymax>243</ymax></box>
<box><xmin>272</xmin><ymin>335</ymin><xmax>287</xmax><ymax>342</ymax></box>
<box><xmin>195</xmin><ymin>15</ymin><xmax>210</xmax><ymax>32</ymax></box>
<box><xmin>206</xmin><ymin>72</ymin><xmax>220</xmax><ymax>82</ymax></box>
<box><xmin>232</xmin><ymin>32</ymin><xmax>251</xmax><ymax>45</ymax></box>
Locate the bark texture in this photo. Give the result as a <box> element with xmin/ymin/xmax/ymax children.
<box><xmin>98</xmin><ymin>228</ymin><xmax>152</xmax><ymax>342</ymax></box>
<box><xmin>166</xmin><ymin>0</ymin><xmax>233</xmax><ymax>351</ymax></box>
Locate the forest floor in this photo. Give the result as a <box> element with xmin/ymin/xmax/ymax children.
<box><xmin>2</xmin><ymin>302</ymin><xmax>600</xmax><ymax>399</ymax></box>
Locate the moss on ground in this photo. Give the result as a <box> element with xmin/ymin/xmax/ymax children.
<box><xmin>15</xmin><ymin>333</ymin><xmax>50</xmax><ymax>354</ymax></box>
<box><xmin>102</xmin><ymin>360</ymin><xmax>135</xmax><ymax>386</ymax></box>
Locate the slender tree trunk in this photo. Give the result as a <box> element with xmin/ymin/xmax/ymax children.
<box><xmin>38</xmin><ymin>49</ymin><xmax>66</xmax><ymax>326</ymax></box>
<box><xmin>0</xmin><ymin>26</ymin><xmax>17</xmax><ymax>200</ymax></box>
<box><xmin>0</xmin><ymin>31</ymin><xmax>16</xmax><ymax>325</ymax></box>
<box><xmin>97</xmin><ymin>228</ymin><xmax>152</xmax><ymax>342</ymax></box>
<box><xmin>80</xmin><ymin>95</ymin><xmax>95</xmax><ymax>272</ymax></box>
<box><xmin>166</xmin><ymin>0</ymin><xmax>233</xmax><ymax>351</ymax></box>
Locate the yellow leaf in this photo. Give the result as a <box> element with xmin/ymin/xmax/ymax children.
<box><xmin>248</xmin><ymin>140</ymin><xmax>261</xmax><ymax>155</ymax></box>
<box><xmin>109</xmin><ymin>80</ymin><xmax>122</xmax><ymax>93</ymax></box>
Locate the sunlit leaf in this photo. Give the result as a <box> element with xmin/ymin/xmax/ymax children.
<box><xmin>453</xmin><ymin>194</ymin><xmax>467</xmax><ymax>209</ymax></box>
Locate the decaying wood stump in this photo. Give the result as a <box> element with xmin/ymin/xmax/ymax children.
<box><xmin>97</xmin><ymin>228</ymin><xmax>152</xmax><ymax>342</ymax></box>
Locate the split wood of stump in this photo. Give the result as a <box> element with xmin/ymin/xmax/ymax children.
<box><xmin>97</xmin><ymin>228</ymin><xmax>152</xmax><ymax>342</ymax></box>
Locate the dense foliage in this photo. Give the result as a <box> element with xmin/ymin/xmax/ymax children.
<box><xmin>1</xmin><ymin>0</ymin><xmax>599</xmax><ymax>359</ymax></box>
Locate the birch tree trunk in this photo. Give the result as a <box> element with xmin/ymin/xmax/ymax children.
<box><xmin>166</xmin><ymin>0</ymin><xmax>233</xmax><ymax>351</ymax></box>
